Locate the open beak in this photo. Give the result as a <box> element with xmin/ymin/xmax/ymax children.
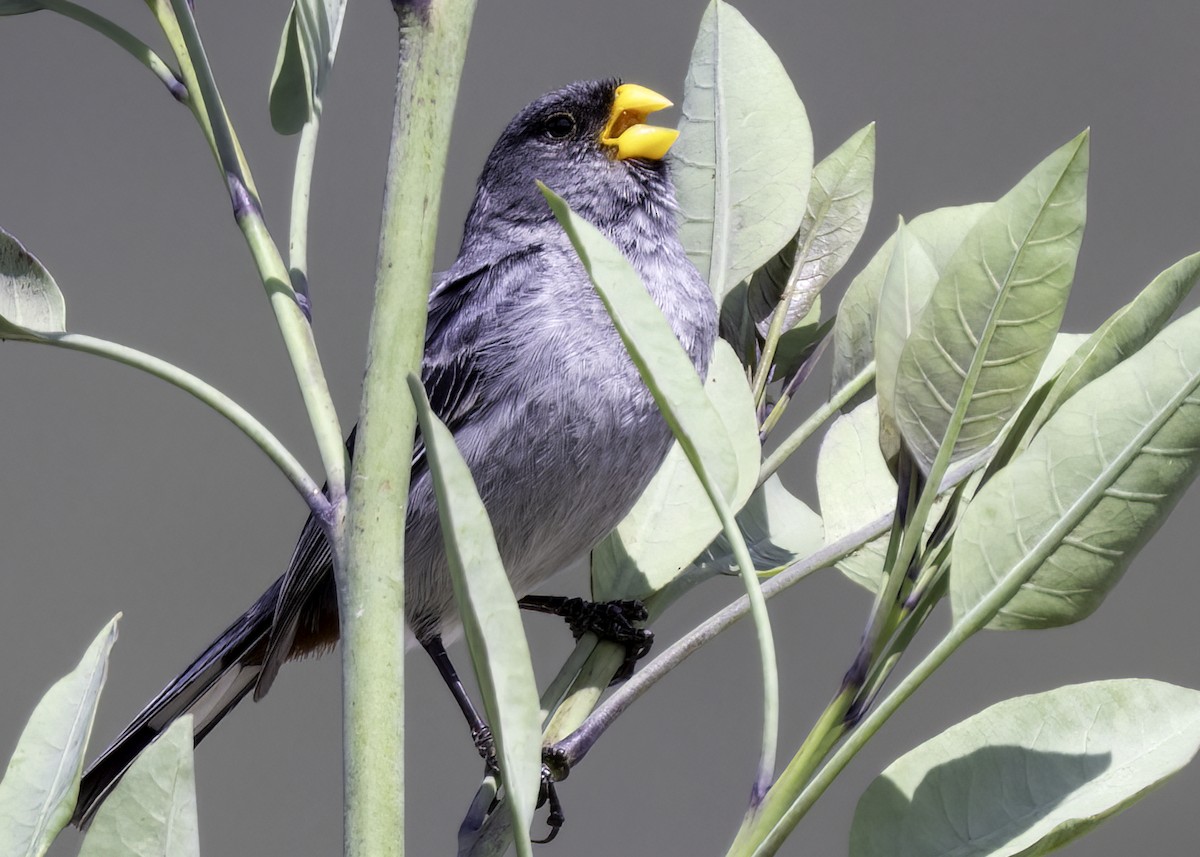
<box><xmin>601</xmin><ymin>83</ymin><xmax>679</xmax><ymax>161</ymax></box>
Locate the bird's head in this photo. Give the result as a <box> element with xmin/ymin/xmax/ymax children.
<box><xmin>463</xmin><ymin>79</ymin><xmax>681</xmax><ymax>247</ymax></box>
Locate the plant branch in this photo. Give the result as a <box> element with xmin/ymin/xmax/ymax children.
<box><xmin>338</xmin><ymin>2</ymin><xmax>475</xmax><ymax>855</ymax></box>
<box><xmin>288</xmin><ymin>110</ymin><xmax>322</xmax><ymax>313</ymax></box>
<box><xmin>165</xmin><ymin>0</ymin><xmax>347</xmax><ymax>498</ymax></box>
<box><xmin>37</xmin><ymin>331</ymin><xmax>323</xmax><ymax>511</ymax></box>
<box><xmin>36</xmin><ymin>0</ymin><xmax>187</xmax><ymax>101</ymax></box>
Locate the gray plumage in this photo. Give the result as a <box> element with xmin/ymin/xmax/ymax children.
<box><xmin>74</xmin><ymin>79</ymin><xmax>716</xmax><ymax>826</ymax></box>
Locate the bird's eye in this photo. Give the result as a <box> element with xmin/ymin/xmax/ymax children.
<box><xmin>543</xmin><ymin>112</ymin><xmax>576</xmax><ymax>139</ymax></box>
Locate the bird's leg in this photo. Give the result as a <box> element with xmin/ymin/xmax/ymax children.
<box><xmin>421</xmin><ymin>635</ymin><xmax>566</xmax><ymax>840</ymax></box>
<box><xmin>421</xmin><ymin>635</ymin><xmax>496</xmax><ymax>771</ymax></box>
<box><xmin>518</xmin><ymin>595</ymin><xmax>654</xmax><ymax>683</ymax></box>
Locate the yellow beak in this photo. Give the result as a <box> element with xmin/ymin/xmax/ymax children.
<box><xmin>601</xmin><ymin>83</ymin><xmax>680</xmax><ymax>161</ymax></box>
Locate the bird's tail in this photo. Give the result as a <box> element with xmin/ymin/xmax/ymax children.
<box><xmin>72</xmin><ymin>577</ymin><xmax>283</xmax><ymax>828</ymax></box>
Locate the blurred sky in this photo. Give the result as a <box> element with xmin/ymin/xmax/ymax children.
<box><xmin>2</xmin><ymin>1</ymin><xmax>1199</xmax><ymax>855</ymax></box>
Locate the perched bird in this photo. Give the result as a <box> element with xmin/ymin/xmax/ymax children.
<box><xmin>73</xmin><ymin>79</ymin><xmax>717</xmax><ymax>827</ymax></box>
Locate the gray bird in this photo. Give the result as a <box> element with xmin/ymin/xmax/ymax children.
<box><xmin>73</xmin><ymin>79</ymin><xmax>717</xmax><ymax>827</ymax></box>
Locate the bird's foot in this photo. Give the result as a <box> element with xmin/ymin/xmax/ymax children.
<box><xmin>532</xmin><ymin>746</ymin><xmax>570</xmax><ymax>843</ymax></box>
<box><xmin>518</xmin><ymin>595</ymin><xmax>654</xmax><ymax>684</ymax></box>
<box><xmin>480</xmin><ymin>742</ymin><xmax>570</xmax><ymax>843</ymax></box>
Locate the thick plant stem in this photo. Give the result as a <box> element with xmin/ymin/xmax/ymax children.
<box><xmin>339</xmin><ymin>3</ymin><xmax>475</xmax><ymax>856</ymax></box>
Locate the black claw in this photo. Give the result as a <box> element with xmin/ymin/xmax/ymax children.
<box><xmin>533</xmin><ymin>765</ymin><xmax>565</xmax><ymax>844</ymax></box>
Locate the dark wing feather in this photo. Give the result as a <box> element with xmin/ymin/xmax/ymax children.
<box><xmin>254</xmin><ymin>247</ymin><xmax>538</xmax><ymax>695</ymax></box>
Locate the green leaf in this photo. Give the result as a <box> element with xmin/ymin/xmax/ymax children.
<box><xmin>78</xmin><ymin>716</ymin><xmax>199</xmax><ymax>857</ymax></box>
<box><xmin>816</xmin><ymin>397</ymin><xmax>899</xmax><ymax>592</ymax></box>
<box><xmin>831</xmin><ymin>204</ymin><xmax>990</xmax><ymax>405</ymax></box>
<box><xmin>895</xmin><ymin>132</ymin><xmax>1089</xmax><ymax>475</ymax></box>
<box><xmin>690</xmin><ymin>474</ymin><xmax>823</xmax><ymax>576</ymax></box>
<box><xmin>850</xmin><ymin>680</ymin><xmax>1200</xmax><ymax>857</ymax></box>
<box><xmin>592</xmin><ymin>341</ymin><xmax>759</xmax><ymax>601</ymax></box>
<box><xmin>1027</xmin><ymin>251</ymin><xmax>1200</xmax><ymax>441</ymax></box>
<box><xmin>747</xmin><ymin>123</ymin><xmax>875</xmax><ymax>336</ymax></box>
<box><xmin>408</xmin><ymin>378</ymin><xmax>540</xmax><ymax>857</ymax></box>
<box><xmin>541</xmin><ymin>184</ymin><xmax>739</xmax><ymax>501</ymax></box>
<box><xmin>874</xmin><ymin>221</ymin><xmax>940</xmax><ymax>464</ymax></box>
<box><xmin>0</xmin><ymin>228</ymin><xmax>66</xmax><ymax>341</ymax></box>
<box><xmin>951</xmin><ymin>302</ymin><xmax>1200</xmax><ymax>629</ymax></box>
<box><xmin>674</xmin><ymin>0</ymin><xmax>813</xmax><ymax>300</ymax></box>
<box><xmin>268</xmin><ymin>0</ymin><xmax>347</xmax><ymax>134</ymax></box>
<box><xmin>0</xmin><ymin>617</ymin><xmax>118</xmax><ymax>857</ymax></box>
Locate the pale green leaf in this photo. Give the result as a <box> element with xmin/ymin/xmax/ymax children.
<box><xmin>951</xmin><ymin>302</ymin><xmax>1200</xmax><ymax>629</ymax></box>
<box><xmin>409</xmin><ymin>378</ymin><xmax>541</xmax><ymax>857</ymax></box>
<box><xmin>816</xmin><ymin>398</ymin><xmax>897</xmax><ymax>592</ymax></box>
<box><xmin>0</xmin><ymin>228</ymin><xmax>66</xmax><ymax>341</ymax></box>
<box><xmin>748</xmin><ymin>123</ymin><xmax>875</xmax><ymax>335</ymax></box>
<box><xmin>78</xmin><ymin>716</ymin><xmax>198</xmax><ymax>857</ymax></box>
<box><xmin>1028</xmin><ymin>251</ymin><xmax>1200</xmax><ymax>439</ymax></box>
<box><xmin>0</xmin><ymin>617</ymin><xmax>118</xmax><ymax>857</ymax></box>
<box><xmin>269</xmin><ymin>0</ymin><xmax>347</xmax><ymax>134</ymax></box>
<box><xmin>592</xmin><ymin>341</ymin><xmax>759</xmax><ymax>601</ymax></box>
<box><xmin>674</xmin><ymin>0</ymin><xmax>813</xmax><ymax>299</ymax></box>
<box><xmin>895</xmin><ymin>132</ymin><xmax>1089</xmax><ymax>474</ymax></box>
<box><xmin>874</xmin><ymin>221</ymin><xmax>940</xmax><ymax>464</ymax></box>
<box><xmin>850</xmin><ymin>680</ymin><xmax>1200</xmax><ymax>857</ymax></box>
<box><xmin>831</xmin><ymin>204</ymin><xmax>990</xmax><ymax>403</ymax></box>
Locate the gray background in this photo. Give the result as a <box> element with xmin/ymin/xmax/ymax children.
<box><xmin>3</xmin><ymin>1</ymin><xmax>1199</xmax><ymax>854</ymax></box>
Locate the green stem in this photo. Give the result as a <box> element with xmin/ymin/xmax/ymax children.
<box><xmin>734</xmin><ymin>519</ymin><xmax>1049</xmax><ymax>855</ymax></box>
<box><xmin>37</xmin><ymin>0</ymin><xmax>186</xmax><ymax>101</ymax></box>
<box><xmin>733</xmin><ymin>686</ymin><xmax>851</xmax><ymax>846</ymax></box>
<box><xmin>166</xmin><ymin>0</ymin><xmax>346</xmax><ymax>497</ymax></box>
<box><xmin>339</xmin><ymin>2</ymin><xmax>475</xmax><ymax>855</ymax></box>
<box><xmin>40</xmin><ymin>332</ymin><xmax>322</xmax><ymax>511</ymax></box>
<box><xmin>288</xmin><ymin>108</ymin><xmax>322</xmax><ymax>307</ymax></box>
<box><xmin>757</xmin><ymin>360</ymin><xmax>875</xmax><ymax>487</ymax></box>
<box><xmin>712</xmin><ymin>486</ymin><xmax>779</xmax><ymax>800</ymax></box>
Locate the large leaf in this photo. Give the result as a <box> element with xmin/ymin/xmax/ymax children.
<box><xmin>951</xmin><ymin>302</ymin><xmax>1200</xmax><ymax>629</ymax></box>
<box><xmin>895</xmin><ymin>132</ymin><xmax>1088</xmax><ymax>475</ymax></box>
<box><xmin>0</xmin><ymin>228</ymin><xmax>66</xmax><ymax>341</ymax></box>
<box><xmin>831</xmin><ymin>204</ymin><xmax>990</xmax><ymax>402</ymax></box>
<box><xmin>78</xmin><ymin>716</ymin><xmax>199</xmax><ymax>857</ymax></box>
<box><xmin>409</xmin><ymin>379</ymin><xmax>541</xmax><ymax>857</ymax></box>
<box><xmin>816</xmin><ymin>397</ymin><xmax>897</xmax><ymax>592</ymax></box>
<box><xmin>592</xmin><ymin>341</ymin><xmax>759</xmax><ymax>601</ymax></box>
<box><xmin>874</xmin><ymin>221</ymin><xmax>940</xmax><ymax>464</ymax></box>
<box><xmin>673</xmin><ymin>0</ymin><xmax>812</xmax><ymax>300</ymax></box>
<box><xmin>1025</xmin><ymin>251</ymin><xmax>1200</xmax><ymax>441</ymax></box>
<box><xmin>747</xmin><ymin>123</ymin><xmax>875</xmax><ymax>335</ymax></box>
<box><xmin>269</xmin><ymin>0</ymin><xmax>348</xmax><ymax>134</ymax></box>
<box><xmin>0</xmin><ymin>617</ymin><xmax>118</xmax><ymax>857</ymax></box>
<box><xmin>850</xmin><ymin>680</ymin><xmax>1200</xmax><ymax>857</ymax></box>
